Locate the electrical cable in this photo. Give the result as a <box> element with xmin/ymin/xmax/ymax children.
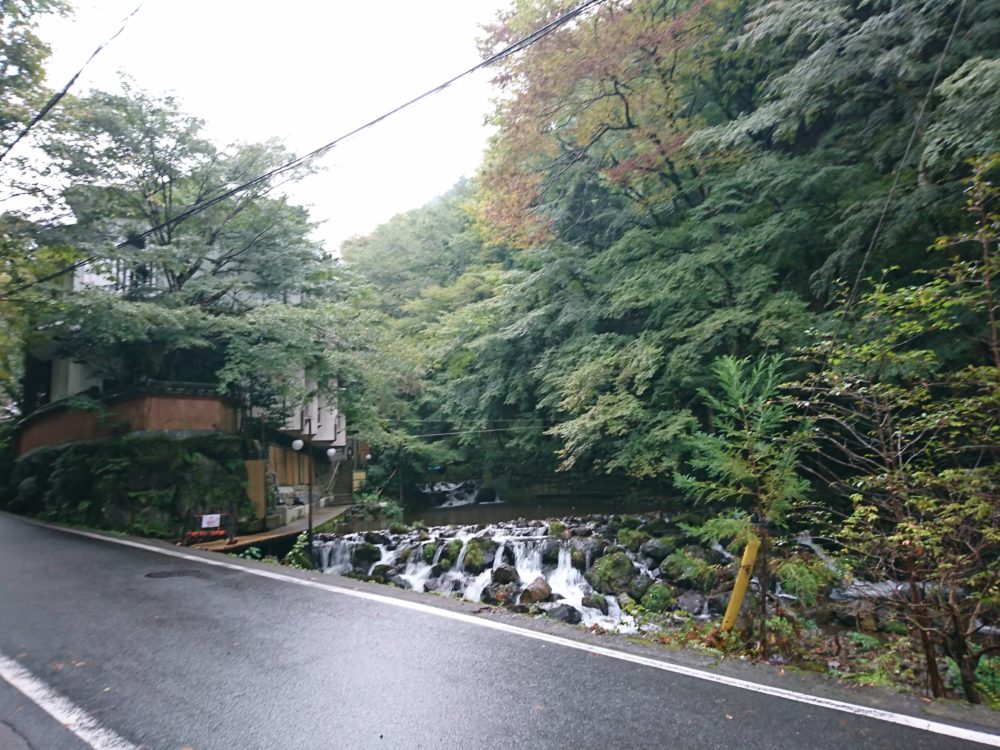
<box><xmin>825</xmin><ymin>0</ymin><xmax>968</xmax><ymax>353</ymax></box>
<box><xmin>0</xmin><ymin>0</ymin><xmax>607</xmax><ymax>301</ymax></box>
<box><xmin>408</xmin><ymin>426</ymin><xmax>548</xmax><ymax>438</ymax></box>
<box><xmin>0</xmin><ymin>2</ymin><xmax>146</xmax><ymax>164</ymax></box>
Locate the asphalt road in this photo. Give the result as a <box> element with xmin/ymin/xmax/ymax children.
<box><xmin>1</xmin><ymin>513</ymin><xmax>997</xmax><ymax>750</ymax></box>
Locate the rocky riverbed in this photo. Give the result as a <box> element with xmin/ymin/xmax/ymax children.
<box><xmin>312</xmin><ymin>511</ymin><xmax>849</xmax><ymax>633</ymax></box>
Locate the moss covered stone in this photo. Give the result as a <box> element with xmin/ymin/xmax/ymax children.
<box><xmin>628</xmin><ymin>573</ymin><xmax>653</xmax><ymax>601</ymax></box>
<box><xmin>581</xmin><ymin>593</ymin><xmax>608</xmax><ymax>615</ymax></box>
<box><xmin>584</xmin><ymin>551</ymin><xmax>636</xmax><ymax>595</ymax></box>
<box><xmin>422</xmin><ymin>542</ymin><xmax>437</xmax><ymax>564</ymax></box>
<box><xmin>617</xmin><ymin>528</ymin><xmax>651</xmax><ymax>552</ymax></box>
<box><xmin>660</xmin><ymin>549</ymin><xmax>717</xmax><ymax>590</ymax></box>
<box><xmin>548</xmin><ymin>521</ymin><xmax>567</xmax><ymax>537</ymax></box>
<box><xmin>641</xmin><ymin>582</ymin><xmax>676</xmax><ymax>613</ymax></box>
<box><xmin>463</xmin><ymin>537</ymin><xmax>497</xmax><ymax>574</ymax></box>
<box><xmin>353</xmin><ymin>543</ymin><xmax>381</xmax><ymax>569</ymax></box>
<box><xmin>619</xmin><ymin>515</ymin><xmax>642</xmax><ymax>529</ymax></box>
<box><xmin>618</xmin><ymin>592</ymin><xmax>641</xmax><ymax>615</ymax></box>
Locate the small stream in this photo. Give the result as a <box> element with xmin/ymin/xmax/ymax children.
<box><xmin>314</xmin><ymin>519</ymin><xmax>667</xmax><ymax>632</ymax></box>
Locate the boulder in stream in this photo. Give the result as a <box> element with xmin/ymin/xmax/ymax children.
<box><xmin>492</xmin><ymin>563</ymin><xmax>521</xmax><ymax>585</ymax></box>
<box><xmin>639</xmin><ymin>537</ymin><xmax>676</xmax><ymax>565</ymax></box>
<box><xmin>353</xmin><ymin>543</ymin><xmax>382</xmax><ymax>569</ymax></box>
<box><xmin>547</xmin><ymin>604</ymin><xmax>582</xmax><ymax>625</ymax></box>
<box><xmin>463</xmin><ymin>537</ymin><xmax>498</xmax><ymax>574</ymax></box>
<box><xmin>628</xmin><ymin>573</ymin><xmax>654</xmax><ymax>601</ymax></box>
<box><xmin>677</xmin><ymin>591</ymin><xmax>708</xmax><ymax>616</ymax></box>
<box><xmin>482</xmin><ymin>582</ymin><xmax>520</xmax><ymax>606</ymax></box>
<box><xmin>581</xmin><ymin>593</ymin><xmax>609</xmax><ymax>615</ymax></box>
<box><xmin>519</xmin><ymin>576</ymin><xmax>552</xmax><ymax>605</ymax></box>
<box><xmin>640</xmin><ymin>581</ymin><xmax>676</xmax><ymax>613</ymax></box>
<box><xmin>585</xmin><ymin>551</ymin><xmax>636</xmax><ymax>595</ymax></box>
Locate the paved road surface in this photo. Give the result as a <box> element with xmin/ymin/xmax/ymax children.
<box><xmin>1</xmin><ymin>513</ymin><xmax>997</xmax><ymax>749</ymax></box>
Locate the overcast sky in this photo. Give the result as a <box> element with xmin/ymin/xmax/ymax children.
<box><xmin>37</xmin><ymin>0</ymin><xmax>508</xmax><ymax>252</ymax></box>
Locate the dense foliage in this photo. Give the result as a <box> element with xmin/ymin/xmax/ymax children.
<box><xmin>5</xmin><ymin>432</ymin><xmax>252</xmax><ymax>538</ymax></box>
<box><xmin>344</xmin><ymin>0</ymin><xmax>999</xmax><ymax>484</ymax></box>
<box><xmin>1</xmin><ymin>0</ymin><xmax>998</xmax><ymax>703</ymax></box>
<box><xmin>340</xmin><ymin>0</ymin><xmax>999</xmax><ymax>700</ymax></box>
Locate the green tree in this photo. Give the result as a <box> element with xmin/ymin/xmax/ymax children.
<box><xmin>22</xmin><ymin>83</ymin><xmax>355</xmax><ymax>427</ymax></box>
<box><xmin>676</xmin><ymin>354</ymin><xmax>811</xmax><ymax>657</ymax></box>
<box><xmin>0</xmin><ymin>0</ymin><xmax>68</xmax><ymax>151</ymax></box>
<box><xmin>803</xmin><ymin>158</ymin><xmax>1000</xmax><ymax>703</ymax></box>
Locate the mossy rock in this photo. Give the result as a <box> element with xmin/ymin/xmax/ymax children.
<box><xmin>617</xmin><ymin>528</ymin><xmax>651</xmax><ymax>552</ymax></box>
<box><xmin>584</xmin><ymin>551</ymin><xmax>636</xmax><ymax>595</ymax></box>
<box><xmin>619</xmin><ymin>515</ymin><xmax>642</xmax><ymax>529</ymax></box>
<box><xmin>644</xmin><ymin>517</ymin><xmax>670</xmax><ymax>535</ymax></box>
<box><xmin>628</xmin><ymin>573</ymin><xmax>653</xmax><ymax>601</ymax></box>
<box><xmin>353</xmin><ymin>543</ymin><xmax>382</xmax><ymax>569</ymax></box>
<box><xmin>463</xmin><ymin>537</ymin><xmax>498</xmax><ymax>574</ymax></box>
<box><xmin>446</xmin><ymin>539</ymin><xmax>464</xmax><ymax>562</ymax></box>
<box><xmin>570</xmin><ymin>547</ymin><xmax>586</xmax><ymax>571</ymax></box>
<box><xmin>548</xmin><ymin>521</ymin><xmax>566</xmax><ymax>537</ymax></box>
<box><xmin>388</xmin><ymin>522</ymin><xmax>409</xmax><ymax>534</ymax></box>
<box><xmin>641</xmin><ymin>582</ymin><xmax>676</xmax><ymax>613</ymax></box>
<box><xmin>422</xmin><ymin>542</ymin><xmax>437</xmax><ymax>564</ymax></box>
<box><xmin>582</xmin><ymin>593</ymin><xmax>608</xmax><ymax>615</ymax></box>
<box><xmin>618</xmin><ymin>592</ymin><xmax>641</xmax><ymax>616</ymax></box>
<box><xmin>541</xmin><ymin>539</ymin><xmax>561</xmax><ymax>566</ymax></box>
<box><xmin>660</xmin><ymin>549</ymin><xmax>717</xmax><ymax>591</ymax></box>
<box><xmin>395</xmin><ymin>545</ymin><xmax>413</xmax><ymax>565</ymax></box>
<box><xmin>639</xmin><ymin>536</ymin><xmax>677</xmax><ymax>564</ymax></box>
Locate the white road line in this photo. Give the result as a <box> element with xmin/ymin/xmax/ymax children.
<box><xmin>27</xmin><ymin>520</ymin><xmax>1000</xmax><ymax>748</ymax></box>
<box><xmin>0</xmin><ymin>652</ymin><xmax>137</xmax><ymax>750</ymax></box>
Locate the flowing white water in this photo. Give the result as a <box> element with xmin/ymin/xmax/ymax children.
<box><xmin>512</xmin><ymin>541</ymin><xmax>543</xmax><ymax>582</ymax></box>
<box><xmin>368</xmin><ymin>545</ymin><xmax>396</xmax><ymax>576</ymax></box>
<box><xmin>316</xmin><ymin>524</ymin><xmax>650</xmax><ymax>631</ymax></box>
<box><xmin>463</xmin><ymin>570</ymin><xmax>492</xmax><ymax>602</ymax></box>
<box><xmin>319</xmin><ymin>539</ymin><xmax>354</xmax><ymax>575</ymax></box>
<box><xmin>399</xmin><ymin>543</ymin><xmax>435</xmax><ymax>592</ymax></box>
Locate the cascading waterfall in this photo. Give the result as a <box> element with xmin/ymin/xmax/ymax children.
<box><xmin>368</xmin><ymin>545</ymin><xmax>395</xmax><ymax>576</ymax></box>
<box><xmin>548</xmin><ymin>547</ymin><xmax>586</xmax><ymax>603</ymax></box>
<box><xmin>399</xmin><ymin>542</ymin><xmax>435</xmax><ymax>592</ymax></box>
<box><xmin>511</xmin><ymin>540</ymin><xmax>543</xmax><ymax>582</ymax></box>
<box><xmin>318</xmin><ymin>538</ymin><xmax>353</xmax><ymax>576</ymax></box>
<box><xmin>315</xmin><ymin>521</ymin><xmax>656</xmax><ymax>631</ymax></box>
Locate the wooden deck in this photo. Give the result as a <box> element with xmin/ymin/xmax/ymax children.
<box><xmin>190</xmin><ymin>504</ymin><xmax>351</xmax><ymax>552</ymax></box>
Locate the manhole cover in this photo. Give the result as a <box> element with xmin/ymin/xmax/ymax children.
<box><xmin>145</xmin><ymin>569</ymin><xmax>203</xmax><ymax>579</ymax></box>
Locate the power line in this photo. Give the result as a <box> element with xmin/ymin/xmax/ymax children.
<box><xmin>826</xmin><ymin>0</ymin><xmax>967</xmax><ymax>353</ymax></box>
<box><xmin>0</xmin><ymin>2</ymin><xmax>146</xmax><ymax>165</ymax></box>
<box><xmin>0</xmin><ymin>0</ymin><xmax>607</xmax><ymax>302</ymax></box>
<box><xmin>409</xmin><ymin>426</ymin><xmax>547</xmax><ymax>438</ymax></box>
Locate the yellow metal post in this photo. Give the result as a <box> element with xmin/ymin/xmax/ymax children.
<box><xmin>721</xmin><ymin>535</ymin><xmax>761</xmax><ymax>632</ymax></box>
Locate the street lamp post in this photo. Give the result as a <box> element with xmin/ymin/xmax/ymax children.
<box><xmin>291</xmin><ymin>438</ymin><xmax>313</xmax><ymax>561</ymax></box>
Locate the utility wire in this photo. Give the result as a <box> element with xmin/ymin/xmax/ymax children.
<box><xmin>0</xmin><ymin>0</ymin><xmax>607</xmax><ymax>302</ymax></box>
<box><xmin>409</xmin><ymin>426</ymin><xmax>546</xmax><ymax>438</ymax></box>
<box><xmin>0</xmin><ymin>2</ymin><xmax>146</xmax><ymax>165</ymax></box>
<box><xmin>826</xmin><ymin>0</ymin><xmax>967</xmax><ymax>353</ymax></box>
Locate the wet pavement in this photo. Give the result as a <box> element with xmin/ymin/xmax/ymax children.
<box><xmin>1</xmin><ymin>513</ymin><xmax>997</xmax><ymax>749</ymax></box>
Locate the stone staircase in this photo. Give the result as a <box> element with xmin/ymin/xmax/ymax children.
<box><xmin>326</xmin><ymin>462</ymin><xmax>355</xmax><ymax>505</ymax></box>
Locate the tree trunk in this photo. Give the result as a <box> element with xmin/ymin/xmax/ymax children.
<box><xmin>908</xmin><ymin>573</ymin><xmax>945</xmax><ymax>698</ymax></box>
<box><xmin>958</xmin><ymin>655</ymin><xmax>982</xmax><ymax>705</ymax></box>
